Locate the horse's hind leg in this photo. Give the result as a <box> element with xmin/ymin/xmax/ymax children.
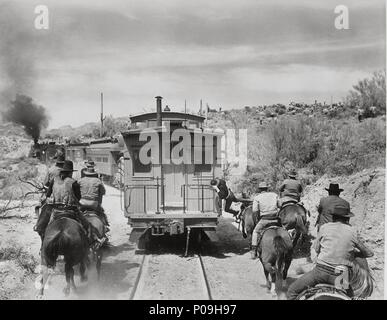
<box><xmin>292</xmin><ymin>231</ymin><xmax>301</xmax><ymax>250</ymax></box>
<box><xmin>64</xmin><ymin>263</ymin><xmax>76</xmax><ymax>296</ymax></box>
<box><xmin>270</xmin><ymin>271</ymin><xmax>277</xmax><ymax>297</ymax></box>
<box><xmin>283</xmin><ymin>256</ymin><xmax>292</xmax><ymax>280</ymax></box>
<box><xmin>263</xmin><ymin>269</ymin><xmax>271</xmax><ymax>293</ymax></box>
<box><xmin>35</xmin><ymin>264</ymin><xmax>50</xmax><ymax>299</ymax></box>
<box><xmin>96</xmin><ymin>250</ymin><xmax>102</xmax><ymax>281</ymax></box>
<box><xmin>80</xmin><ymin>259</ymin><xmax>88</xmax><ymax>283</ymax></box>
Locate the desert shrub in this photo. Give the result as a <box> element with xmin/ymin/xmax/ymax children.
<box><xmin>0</xmin><ymin>241</ymin><xmax>38</xmax><ymax>273</ymax></box>
<box><xmin>267</xmin><ymin>116</ymin><xmax>385</xmax><ymax>177</ymax></box>
<box><xmin>239</xmin><ymin>115</ymin><xmax>385</xmax><ymax>192</ymax></box>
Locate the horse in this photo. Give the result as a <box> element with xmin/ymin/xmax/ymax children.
<box><xmin>82</xmin><ymin>210</ymin><xmax>107</xmax><ymax>280</ymax></box>
<box><xmin>36</xmin><ymin>213</ymin><xmax>90</xmax><ymax>299</ymax></box>
<box><xmin>241</xmin><ymin>206</ymin><xmax>293</xmax><ymax>298</ymax></box>
<box><xmin>295</xmin><ymin>257</ymin><xmax>374</xmax><ymax>300</ymax></box>
<box><xmin>278</xmin><ymin>203</ymin><xmax>308</xmax><ymax>248</ymax></box>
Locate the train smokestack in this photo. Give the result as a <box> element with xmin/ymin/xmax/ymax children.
<box><xmin>155</xmin><ymin>96</ymin><xmax>162</xmax><ymax>126</ymax></box>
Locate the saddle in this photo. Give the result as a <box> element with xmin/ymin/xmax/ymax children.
<box><xmin>49</xmin><ymin>206</ymin><xmax>90</xmax><ymax>238</ymax></box>
<box><xmin>49</xmin><ymin>206</ymin><xmax>78</xmax><ymax>224</ymax></box>
<box><xmin>296</xmin><ymin>284</ymin><xmax>351</xmax><ymax>300</ymax></box>
<box><xmin>81</xmin><ymin>209</ymin><xmax>108</xmax><ymax>249</ymax></box>
<box><xmin>256</xmin><ymin>223</ymin><xmax>283</xmax><ymax>249</ymax></box>
<box><xmin>279</xmin><ymin>200</ymin><xmax>309</xmax><ymax>218</ymax></box>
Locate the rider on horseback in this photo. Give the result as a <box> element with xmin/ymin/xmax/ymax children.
<box><xmin>250</xmin><ymin>182</ymin><xmax>281</xmax><ymax>260</ymax></box>
<box><xmin>33</xmin><ymin>152</ymin><xmax>65</xmax><ymax>233</ymax></box>
<box><xmin>287</xmin><ymin>202</ymin><xmax>374</xmax><ymax>300</ymax></box>
<box><xmin>78</xmin><ymin>164</ymin><xmax>110</xmax><ymax>231</ymax></box>
<box><xmin>315</xmin><ymin>183</ymin><xmax>350</xmax><ymax>232</ymax></box>
<box><xmin>34</xmin><ymin>160</ymin><xmax>92</xmax><ymax>242</ymax></box>
<box><xmin>278</xmin><ymin>169</ymin><xmax>303</xmax><ymax>207</ymax></box>
<box><xmin>43</xmin><ymin>150</ymin><xmax>65</xmax><ymax>189</ymax></box>
<box><xmin>210</xmin><ymin>178</ymin><xmax>240</xmax><ymax>217</ymax></box>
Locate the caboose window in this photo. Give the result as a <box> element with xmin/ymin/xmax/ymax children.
<box><xmin>103</xmin><ymin>157</ymin><xmax>108</xmax><ymax>163</ymax></box>
<box><xmin>133</xmin><ymin>148</ymin><xmax>151</xmax><ymax>173</ymax></box>
<box><xmin>194</xmin><ymin>136</ymin><xmax>217</xmax><ymax>173</ymax></box>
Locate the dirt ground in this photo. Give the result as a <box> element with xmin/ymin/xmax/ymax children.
<box><xmin>0</xmin><ymin>186</ymin><xmax>302</xmax><ymax>300</ymax></box>
<box><xmin>0</xmin><ymin>171</ymin><xmax>384</xmax><ymax>299</ymax></box>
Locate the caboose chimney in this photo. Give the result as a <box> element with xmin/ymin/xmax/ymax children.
<box><xmin>155</xmin><ymin>96</ymin><xmax>163</xmax><ymax>126</ymax></box>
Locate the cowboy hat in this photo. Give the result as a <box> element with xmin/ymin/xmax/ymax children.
<box><xmin>60</xmin><ymin>160</ymin><xmax>77</xmax><ymax>172</ymax></box>
<box><xmin>55</xmin><ymin>154</ymin><xmax>65</xmax><ymax>164</ymax></box>
<box><xmin>53</xmin><ymin>149</ymin><xmax>64</xmax><ymax>159</ymax></box>
<box><xmin>83</xmin><ymin>167</ymin><xmax>98</xmax><ymax>176</ymax></box>
<box><xmin>288</xmin><ymin>169</ymin><xmax>297</xmax><ymax>178</ymax></box>
<box><xmin>258</xmin><ymin>182</ymin><xmax>269</xmax><ymax>189</ymax></box>
<box><xmin>85</xmin><ymin>159</ymin><xmax>95</xmax><ymax>168</ymax></box>
<box><xmin>325</xmin><ymin>183</ymin><xmax>343</xmax><ymax>193</ymax></box>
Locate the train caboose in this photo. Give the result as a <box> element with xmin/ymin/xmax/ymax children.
<box><xmin>121</xmin><ymin>96</ymin><xmax>223</xmax><ymax>254</ymax></box>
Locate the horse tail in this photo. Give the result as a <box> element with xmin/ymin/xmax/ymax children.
<box><xmin>349</xmin><ymin>259</ymin><xmax>375</xmax><ymax>298</ymax></box>
<box><xmin>296</xmin><ymin>214</ymin><xmax>308</xmax><ymax>235</ymax></box>
<box><xmin>273</xmin><ymin>236</ymin><xmax>287</xmax><ymax>271</ymax></box>
<box><xmin>44</xmin><ymin>231</ymin><xmax>62</xmax><ymax>266</ymax></box>
<box><xmin>273</xmin><ymin>235</ymin><xmax>287</xmax><ymax>292</ymax></box>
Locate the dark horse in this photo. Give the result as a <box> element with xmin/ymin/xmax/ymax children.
<box><xmin>278</xmin><ymin>203</ymin><xmax>308</xmax><ymax>248</ymax></box>
<box><xmin>36</xmin><ymin>211</ymin><xmax>90</xmax><ymax>299</ymax></box>
<box><xmin>241</xmin><ymin>206</ymin><xmax>293</xmax><ymax>298</ymax></box>
<box><xmin>82</xmin><ymin>210</ymin><xmax>107</xmax><ymax>280</ymax></box>
<box><xmin>296</xmin><ymin>257</ymin><xmax>375</xmax><ymax>300</ymax></box>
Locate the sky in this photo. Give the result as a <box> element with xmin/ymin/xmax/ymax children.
<box><xmin>0</xmin><ymin>0</ymin><xmax>385</xmax><ymax>128</ymax></box>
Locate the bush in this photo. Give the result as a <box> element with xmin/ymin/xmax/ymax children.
<box><xmin>0</xmin><ymin>241</ymin><xmax>38</xmax><ymax>273</ymax></box>
<box><xmin>239</xmin><ymin>115</ymin><xmax>385</xmax><ymax>193</ymax></box>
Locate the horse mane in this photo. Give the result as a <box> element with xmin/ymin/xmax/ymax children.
<box><xmin>349</xmin><ymin>258</ymin><xmax>374</xmax><ymax>299</ymax></box>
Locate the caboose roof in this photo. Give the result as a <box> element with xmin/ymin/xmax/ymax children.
<box><xmin>130</xmin><ymin>112</ymin><xmax>205</xmax><ymax>123</ymax></box>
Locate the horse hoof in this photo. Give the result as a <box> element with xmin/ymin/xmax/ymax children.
<box><xmin>63</xmin><ymin>288</ymin><xmax>70</xmax><ymax>296</ymax></box>
<box><xmin>35</xmin><ymin>294</ymin><xmax>43</xmax><ymax>300</ymax></box>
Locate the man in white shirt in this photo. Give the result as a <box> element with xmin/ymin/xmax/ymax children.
<box><xmin>250</xmin><ymin>182</ymin><xmax>280</xmax><ymax>259</ymax></box>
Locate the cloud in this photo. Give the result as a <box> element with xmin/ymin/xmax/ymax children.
<box><xmin>0</xmin><ymin>0</ymin><xmax>385</xmax><ymax>128</ymax></box>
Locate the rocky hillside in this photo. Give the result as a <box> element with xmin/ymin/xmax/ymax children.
<box><xmin>302</xmin><ymin>167</ymin><xmax>385</xmax><ymax>298</ymax></box>
<box><xmin>0</xmin><ymin>123</ymin><xmax>32</xmax><ymax>159</ymax></box>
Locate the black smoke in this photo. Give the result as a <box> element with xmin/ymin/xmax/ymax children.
<box><xmin>0</xmin><ymin>2</ymin><xmax>35</xmax><ymax>105</ymax></box>
<box><xmin>2</xmin><ymin>94</ymin><xmax>49</xmax><ymax>143</ymax></box>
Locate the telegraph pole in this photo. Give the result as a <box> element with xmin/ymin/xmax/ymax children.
<box><xmin>100</xmin><ymin>92</ymin><xmax>106</xmax><ymax>137</ymax></box>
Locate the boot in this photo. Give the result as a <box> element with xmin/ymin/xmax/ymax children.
<box><xmin>250</xmin><ymin>245</ymin><xmax>258</xmax><ymax>260</ymax></box>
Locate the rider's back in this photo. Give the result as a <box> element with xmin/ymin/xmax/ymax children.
<box><xmin>253</xmin><ymin>192</ymin><xmax>279</xmax><ymax>216</ymax></box>
<box><xmin>317</xmin><ymin>222</ymin><xmax>363</xmax><ymax>267</ymax></box>
<box><xmin>79</xmin><ymin>176</ymin><xmax>104</xmax><ymax>202</ymax></box>
<box><xmin>280</xmin><ymin>179</ymin><xmax>302</xmax><ymax>198</ymax></box>
<box><xmin>317</xmin><ymin>195</ymin><xmax>350</xmax><ymax>226</ymax></box>
<box><xmin>52</xmin><ymin>177</ymin><xmax>78</xmax><ymax>206</ymax></box>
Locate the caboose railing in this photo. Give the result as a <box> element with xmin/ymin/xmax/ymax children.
<box><xmin>124</xmin><ymin>177</ymin><xmax>165</xmax><ymax>214</ymax></box>
<box><xmin>181</xmin><ymin>184</ymin><xmax>215</xmax><ymax>213</ymax></box>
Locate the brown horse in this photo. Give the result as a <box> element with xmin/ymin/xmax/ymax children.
<box><xmin>295</xmin><ymin>257</ymin><xmax>374</xmax><ymax>300</ymax></box>
<box><xmin>278</xmin><ymin>203</ymin><xmax>308</xmax><ymax>248</ymax></box>
<box><xmin>241</xmin><ymin>206</ymin><xmax>293</xmax><ymax>298</ymax></box>
<box><xmin>36</xmin><ymin>214</ymin><xmax>90</xmax><ymax>299</ymax></box>
<box><xmin>82</xmin><ymin>210</ymin><xmax>107</xmax><ymax>280</ymax></box>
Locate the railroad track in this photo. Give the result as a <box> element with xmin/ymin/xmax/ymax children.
<box><xmin>129</xmin><ymin>252</ymin><xmax>213</xmax><ymax>300</ymax></box>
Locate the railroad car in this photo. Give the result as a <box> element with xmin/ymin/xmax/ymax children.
<box><xmin>66</xmin><ymin>138</ymin><xmax>124</xmax><ymax>184</ymax></box>
<box><xmin>121</xmin><ymin>96</ymin><xmax>223</xmax><ymax>254</ymax></box>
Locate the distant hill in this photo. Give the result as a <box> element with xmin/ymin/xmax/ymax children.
<box><xmin>43</xmin><ymin>116</ymin><xmax>130</xmax><ymax>141</ymax></box>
